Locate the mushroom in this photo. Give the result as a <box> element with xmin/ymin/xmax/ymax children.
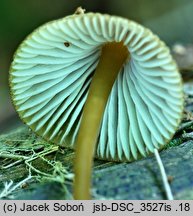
<box><xmin>9</xmin><ymin>10</ymin><xmax>184</xmax><ymax>199</ymax></box>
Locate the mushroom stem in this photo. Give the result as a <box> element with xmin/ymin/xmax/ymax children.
<box><xmin>74</xmin><ymin>42</ymin><xmax>129</xmax><ymax>199</ymax></box>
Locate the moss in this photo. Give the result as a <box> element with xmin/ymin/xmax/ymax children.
<box><xmin>1</xmin><ymin>126</ymin><xmax>193</xmax><ymax>199</ymax></box>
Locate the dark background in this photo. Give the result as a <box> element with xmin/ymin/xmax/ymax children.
<box><xmin>1</xmin><ymin>0</ymin><xmax>193</xmax><ymax>133</ymax></box>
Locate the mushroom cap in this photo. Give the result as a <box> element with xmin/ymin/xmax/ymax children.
<box><xmin>9</xmin><ymin>13</ymin><xmax>184</xmax><ymax>161</ymax></box>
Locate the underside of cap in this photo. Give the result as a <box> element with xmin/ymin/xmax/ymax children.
<box><xmin>9</xmin><ymin>12</ymin><xmax>184</xmax><ymax>162</ymax></box>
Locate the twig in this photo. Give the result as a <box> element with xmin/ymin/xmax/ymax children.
<box><xmin>154</xmin><ymin>148</ymin><xmax>174</xmax><ymax>200</ymax></box>
<box><xmin>0</xmin><ymin>144</ymin><xmax>73</xmax><ymax>198</ymax></box>
<box><xmin>2</xmin><ymin>159</ymin><xmax>23</xmax><ymax>169</ymax></box>
<box><xmin>26</xmin><ymin>146</ymin><xmax>58</xmax><ymax>163</ymax></box>
<box><xmin>0</xmin><ymin>146</ymin><xmax>59</xmax><ymax>170</ymax></box>
<box><xmin>0</xmin><ymin>174</ymin><xmax>32</xmax><ymax>198</ymax></box>
<box><xmin>25</xmin><ymin>160</ymin><xmax>52</xmax><ymax>178</ymax></box>
<box><xmin>0</xmin><ymin>152</ymin><xmax>28</xmax><ymax>160</ymax></box>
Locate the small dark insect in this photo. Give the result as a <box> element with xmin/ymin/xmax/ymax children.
<box><xmin>20</xmin><ymin>182</ymin><xmax>29</xmax><ymax>189</ymax></box>
<box><xmin>64</xmin><ymin>42</ymin><xmax>70</xmax><ymax>47</ymax></box>
<box><xmin>167</xmin><ymin>176</ymin><xmax>174</xmax><ymax>183</ymax></box>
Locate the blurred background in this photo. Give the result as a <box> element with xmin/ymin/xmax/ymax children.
<box><xmin>1</xmin><ymin>0</ymin><xmax>193</xmax><ymax>133</ymax></box>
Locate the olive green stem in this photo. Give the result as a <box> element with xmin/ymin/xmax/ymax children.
<box><xmin>74</xmin><ymin>42</ymin><xmax>129</xmax><ymax>200</ymax></box>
